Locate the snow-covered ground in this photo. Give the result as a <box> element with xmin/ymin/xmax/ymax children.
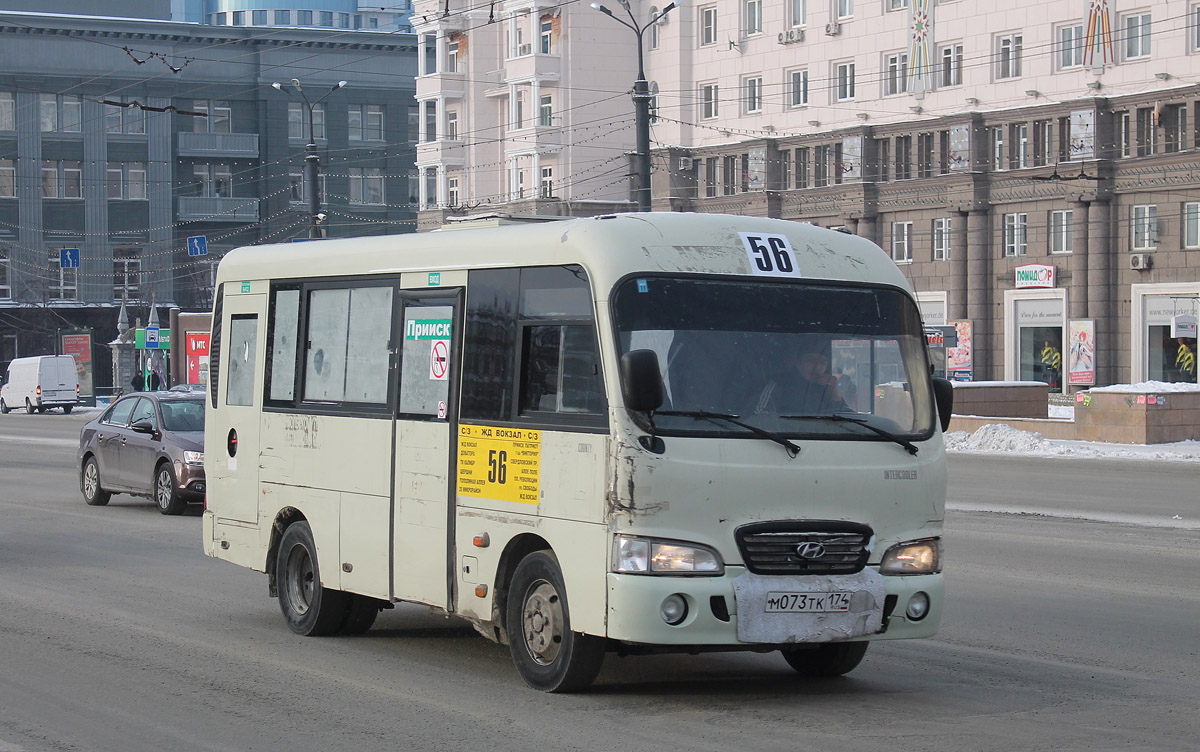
<box><xmin>945</xmin><ymin>423</ymin><xmax>1200</xmax><ymax>462</ymax></box>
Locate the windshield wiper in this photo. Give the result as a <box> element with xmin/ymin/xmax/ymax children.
<box><xmin>780</xmin><ymin>413</ymin><xmax>918</xmax><ymax>456</ymax></box>
<box><xmin>656</xmin><ymin>410</ymin><xmax>800</xmax><ymax>458</ymax></box>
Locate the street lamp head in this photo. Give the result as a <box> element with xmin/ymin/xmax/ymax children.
<box><xmin>617</xmin><ymin>0</ymin><xmax>630</xmax><ymax>7</ymax></box>
<box><xmin>591</xmin><ymin>2</ymin><xmax>613</xmax><ymax>15</ymax></box>
<box><xmin>290</xmin><ymin>78</ymin><xmax>303</xmax><ymax>93</ymax></box>
<box><xmin>335</xmin><ymin>80</ymin><xmax>348</xmax><ymax>90</ymax></box>
<box><xmin>271</xmin><ymin>82</ymin><xmax>283</xmax><ymax>91</ymax></box>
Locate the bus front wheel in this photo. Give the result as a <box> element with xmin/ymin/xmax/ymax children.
<box><xmin>781</xmin><ymin>641</ymin><xmax>869</xmax><ymax>677</ymax></box>
<box><xmin>506</xmin><ymin>550</ymin><xmax>605</xmax><ymax>693</ymax></box>
<box><xmin>277</xmin><ymin>521</ymin><xmax>348</xmax><ymax>636</ymax></box>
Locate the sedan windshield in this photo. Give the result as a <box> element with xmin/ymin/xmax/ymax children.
<box><xmin>160</xmin><ymin>399</ymin><xmax>205</xmax><ymax>432</ymax></box>
<box><xmin>612</xmin><ymin>276</ymin><xmax>935</xmax><ymax>440</ymax></box>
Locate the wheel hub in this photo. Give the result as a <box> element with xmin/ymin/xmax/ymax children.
<box><xmin>522</xmin><ymin>581</ymin><xmax>563</xmax><ymax>666</ymax></box>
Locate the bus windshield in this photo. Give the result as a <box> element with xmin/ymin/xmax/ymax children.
<box><xmin>612</xmin><ymin>276</ymin><xmax>936</xmax><ymax>439</ymax></box>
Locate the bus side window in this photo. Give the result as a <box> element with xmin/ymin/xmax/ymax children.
<box><xmin>266</xmin><ymin>288</ymin><xmax>300</xmax><ymax>403</ymax></box>
<box><xmin>226</xmin><ymin>315</ymin><xmax>258</xmax><ymax>407</ymax></box>
<box><xmin>519</xmin><ymin>323</ymin><xmax>604</xmax><ymax>415</ymax></box>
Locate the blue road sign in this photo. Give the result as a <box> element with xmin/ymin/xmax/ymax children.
<box><xmin>145</xmin><ymin>326</ymin><xmax>160</xmax><ymax>350</ymax></box>
<box><xmin>59</xmin><ymin>248</ymin><xmax>80</xmax><ymax>269</ymax></box>
<box><xmin>187</xmin><ymin>235</ymin><xmax>208</xmax><ymax>256</ymax></box>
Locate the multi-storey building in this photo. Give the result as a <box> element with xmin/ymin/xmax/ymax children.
<box><xmin>411</xmin><ymin>0</ymin><xmax>646</xmax><ymax>230</ymax></box>
<box><xmin>649</xmin><ymin>0</ymin><xmax>1200</xmax><ymax>389</ymax></box>
<box><xmin>192</xmin><ymin>1</ymin><xmax>414</xmax><ymax>32</ymax></box>
<box><xmin>0</xmin><ymin>10</ymin><xmax>417</xmax><ymax>391</ymax></box>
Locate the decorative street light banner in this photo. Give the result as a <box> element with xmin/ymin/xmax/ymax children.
<box><xmin>1083</xmin><ymin>0</ymin><xmax>1115</xmax><ymax>68</ymax></box>
<box><xmin>906</xmin><ymin>0</ymin><xmax>933</xmax><ymax>95</ymax></box>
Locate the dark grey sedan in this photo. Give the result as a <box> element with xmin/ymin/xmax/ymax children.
<box><xmin>78</xmin><ymin>392</ymin><xmax>206</xmax><ymax>515</ymax></box>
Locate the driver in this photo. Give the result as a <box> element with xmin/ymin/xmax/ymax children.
<box><xmin>754</xmin><ymin>334</ymin><xmax>849</xmax><ymax>415</ymax></box>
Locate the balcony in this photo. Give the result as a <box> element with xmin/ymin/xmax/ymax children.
<box><xmin>177</xmin><ymin>196</ymin><xmax>259</xmax><ymax>222</ymax></box>
<box><xmin>177</xmin><ymin>132</ymin><xmax>260</xmax><ymax>158</ymax></box>
<box><xmin>503</xmin><ymin>53</ymin><xmax>560</xmax><ymax>83</ymax></box>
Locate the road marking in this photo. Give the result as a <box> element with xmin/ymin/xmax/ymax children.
<box><xmin>0</xmin><ymin>434</ymin><xmax>76</xmax><ymax>448</ymax></box>
<box><xmin>948</xmin><ymin>503</ymin><xmax>1198</xmax><ymax>530</ymax></box>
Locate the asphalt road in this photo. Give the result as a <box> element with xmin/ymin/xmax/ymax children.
<box><xmin>0</xmin><ymin>410</ymin><xmax>1196</xmax><ymax>751</ymax></box>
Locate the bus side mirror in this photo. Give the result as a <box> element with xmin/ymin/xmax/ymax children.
<box><xmin>620</xmin><ymin>349</ymin><xmax>664</xmax><ymax>413</ymax></box>
<box><xmin>932</xmin><ymin>377</ymin><xmax>954</xmax><ymax>433</ymax></box>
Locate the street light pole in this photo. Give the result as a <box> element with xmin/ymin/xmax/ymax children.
<box><xmin>591</xmin><ymin>0</ymin><xmax>677</xmax><ymax>212</ymax></box>
<box><xmin>272</xmin><ymin>79</ymin><xmax>348</xmax><ymax>238</ymax></box>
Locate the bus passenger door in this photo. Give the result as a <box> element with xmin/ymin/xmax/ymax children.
<box><xmin>208</xmin><ymin>289</ymin><xmax>266</xmax><ymax>524</ymax></box>
<box><xmin>392</xmin><ymin>291</ymin><xmax>461</xmax><ymax>608</ymax></box>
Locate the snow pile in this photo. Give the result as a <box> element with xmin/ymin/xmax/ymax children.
<box><xmin>944</xmin><ymin>423</ymin><xmax>1200</xmax><ymax>462</ymax></box>
<box><xmin>1090</xmin><ymin>380</ymin><xmax>1200</xmax><ymax>393</ymax></box>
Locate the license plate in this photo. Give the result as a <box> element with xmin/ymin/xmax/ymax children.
<box><xmin>764</xmin><ymin>591</ymin><xmax>852</xmax><ymax>613</ymax></box>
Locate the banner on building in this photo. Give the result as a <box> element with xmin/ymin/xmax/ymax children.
<box><xmin>1083</xmin><ymin>0</ymin><xmax>1115</xmax><ymax>68</ymax></box>
<box><xmin>947</xmin><ymin>320</ymin><xmax>973</xmax><ymax>381</ymax></box>
<box><xmin>186</xmin><ymin>332</ymin><xmax>211</xmax><ymax>385</ymax></box>
<box><xmin>1069</xmin><ymin>110</ymin><xmax>1095</xmax><ymax>160</ymax></box>
<box><xmin>747</xmin><ymin>148</ymin><xmax>766</xmax><ymax>191</ymax></box>
<box><xmin>1068</xmin><ymin>320</ymin><xmax>1096</xmax><ymax>386</ymax></box>
<box><xmin>948</xmin><ymin>124</ymin><xmax>971</xmax><ymax>171</ymax></box>
<box><xmin>841</xmin><ymin>136</ymin><xmax>862</xmax><ymax>180</ymax></box>
<box><xmin>906</xmin><ymin>0</ymin><xmax>934</xmax><ymax>95</ymax></box>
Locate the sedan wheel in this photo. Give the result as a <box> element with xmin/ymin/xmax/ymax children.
<box><xmin>81</xmin><ymin>457</ymin><xmax>111</xmax><ymax>506</ymax></box>
<box><xmin>155</xmin><ymin>463</ymin><xmax>186</xmax><ymax>515</ymax></box>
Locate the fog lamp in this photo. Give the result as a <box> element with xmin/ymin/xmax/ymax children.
<box><xmin>905</xmin><ymin>591</ymin><xmax>930</xmax><ymax>621</ymax></box>
<box><xmin>660</xmin><ymin>594</ymin><xmax>688</xmax><ymax>625</ymax></box>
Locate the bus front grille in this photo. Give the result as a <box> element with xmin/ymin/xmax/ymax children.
<box><xmin>735</xmin><ymin>521</ymin><xmax>873</xmax><ymax>575</ymax></box>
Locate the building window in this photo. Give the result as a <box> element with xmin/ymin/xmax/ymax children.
<box><xmin>447</xmin><ymin>176</ymin><xmax>460</xmax><ymax>207</ymax></box>
<box><xmin>232</xmin><ymin>10</ymin><xmax>245</xmax><ymax>25</ymax></box>
<box><xmin>700</xmin><ymin>6</ymin><xmax>717</xmax><ymax>46</ymax></box>
<box><xmin>723</xmin><ymin>155</ymin><xmax>738</xmax><ymax>195</ymax></box>
<box><xmin>1163</xmin><ymin>104</ymin><xmax>1187</xmax><ymax>154</ymax></box>
<box><xmin>0</xmin><ymin>247</ymin><xmax>10</xmax><ymax>300</ymax></box>
<box><xmin>193</xmin><ymin>163</ymin><xmax>233</xmax><ymax>198</ymax></box>
<box><xmin>876</xmin><ymin>139</ymin><xmax>890</xmax><ymax>181</ymax></box>
<box><xmin>349</xmin><ymin>104</ymin><xmax>385</xmax><ymax>141</ymax></box>
<box><xmin>0</xmin><ymin>92</ymin><xmax>13</xmax><ymax>131</ymax></box>
<box><xmin>40</xmin><ymin>94</ymin><xmax>82</xmax><ymax>133</ymax></box>
<box><xmin>1059</xmin><ymin>24</ymin><xmax>1084</xmax><ymax>68</ymax></box>
<box><xmin>814</xmin><ymin>145</ymin><xmax>829</xmax><ymax>187</ymax></box>
<box><xmin>938</xmin><ymin>129</ymin><xmax>951</xmax><ymax>174</ymax></box>
<box><xmin>791</xmin><ymin>0</ymin><xmax>806</xmax><ymax>26</ymax></box>
<box><xmin>649</xmin><ymin>7</ymin><xmax>661</xmax><ymax>49</ymax></box>
<box><xmin>48</xmin><ymin>252</ymin><xmax>78</xmax><ymax>300</ymax></box>
<box><xmin>940</xmin><ymin>44</ymin><xmax>963</xmax><ymax>87</ymax></box>
<box><xmin>1118</xmin><ymin>111</ymin><xmax>1132</xmax><ymax>158</ymax></box>
<box><xmin>1132</xmin><ymin>205</ymin><xmax>1157</xmax><ymax>250</ymax></box>
<box><xmin>780</xmin><ymin>149</ymin><xmax>791</xmax><ymax>188</ymax></box>
<box><xmin>1124</xmin><ymin>12</ymin><xmax>1151</xmax><ymax>59</ymax></box>
<box><xmin>424</xmin><ymin>99</ymin><xmax>438</xmax><ymax>140</ymax></box>
<box><xmin>423</xmin><ymin>167</ymin><xmax>437</xmax><ymax>208</ymax></box>
<box><xmin>744</xmin><ymin>0</ymin><xmax>762</xmax><ymax>35</ymax></box>
<box><xmin>789</xmin><ymin>70</ymin><xmax>809</xmax><ymax>107</ymax></box>
<box><xmin>1194</xmin><ymin>4</ymin><xmax>1200</xmax><ymax>51</ymax></box>
<box><xmin>541</xmin><ymin>166</ymin><xmax>554</xmax><ymax>198</ymax></box>
<box><xmin>917</xmin><ymin>133</ymin><xmax>934</xmax><ymax>178</ymax></box>
<box><xmin>1003</xmin><ymin>213</ymin><xmax>1028</xmax><ymax>256</ymax></box>
<box><xmin>513</xmin><ymin>90</ymin><xmax>525</xmax><ymax>130</ymax></box>
<box><xmin>744</xmin><ymin>77</ymin><xmax>763</xmax><ymax>114</ymax></box>
<box><xmin>297</xmin><ymin>10</ymin><xmax>313</xmax><ymax>25</ymax></box>
<box><xmin>1050</xmin><ymin>210</ymin><xmax>1073</xmax><ymax>254</ymax></box>
<box><xmin>835</xmin><ymin>61</ymin><xmax>855</xmax><ymax>101</ymax></box>
<box><xmin>113</xmin><ymin>247</ymin><xmax>141</xmax><ymax>301</ymax></box>
<box><xmin>447</xmin><ymin>110</ymin><xmax>459</xmax><ymax>140</ymax></box>
<box><xmin>539</xmin><ymin>95</ymin><xmax>553</xmax><ymax>127</ymax></box>
<box><xmin>892</xmin><ymin>222</ymin><xmax>913</xmax><ymax>262</ymax></box>
<box><xmin>895</xmin><ymin>135</ymin><xmax>912</xmax><ymax>180</ymax></box>
<box><xmin>837</xmin><ymin>0</ymin><xmax>853</xmax><ymax>20</ymax></box>
<box><xmin>884</xmin><ymin>52</ymin><xmax>908</xmax><ymax>96</ymax></box>
<box><xmin>252</xmin><ymin>9</ymin><xmax>267</xmax><ymax>24</ymax></box>
<box><xmin>887</xmin><ymin>0</ymin><xmax>908</xmax><ymax>10</ymax></box>
<box><xmin>1033</xmin><ymin>120</ymin><xmax>1052</xmax><ymax>166</ymax></box>
<box><xmin>446</xmin><ymin>39</ymin><xmax>460</xmax><ymax>73</ymax></box>
<box><xmin>1010</xmin><ymin>123</ymin><xmax>1029</xmax><ymax>169</ymax></box>
<box><xmin>991</xmin><ymin>126</ymin><xmax>1005</xmax><ymax>170</ymax></box>
<box><xmin>288</xmin><ymin>102</ymin><xmax>325</xmax><ymax>140</ymax></box>
<box><xmin>106</xmin><ymin>161</ymin><xmax>147</xmax><ymax>200</ymax></box>
<box><xmin>105</xmin><ymin>98</ymin><xmax>147</xmax><ymax>135</ymax></box>
<box><xmin>1136</xmin><ymin>107</ymin><xmax>1156</xmax><ymax>156</ymax></box>
<box><xmin>288</xmin><ymin>169</ymin><xmax>305</xmax><ymax>202</ymax></box>
<box><xmin>1184</xmin><ymin>202</ymin><xmax>1200</xmax><ymax>249</ymax></box>
<box><xmin>795</xmin><ymin>147</ymin><xmax>809</xmax><ymax>188</ymax></box>
<box><xmin>933</xmin><ymin>218</ymin><xmax>952</xmax><ymax>261</ymax></box>
<box><xmin>704</xmin><ymin>157</ymin><xmax>719</xmax><ymax>198</ymax></box>
<box><xmin>41</xmin><ymin>160</ymin><xmax>82</xmax><ymax>199</ymax></box>
<box><xmin>349</xmin><ymin>167</ymin><xmax>384</xmax><ymax>205</ymax></box>
<box><xmin>275</xmin><ymin>9</ymin><xmax>290</xmax><ymax>24</ymax></box>
<box><xmin>339</xmin><ymin>12</ymin><xmax>351</xmax><ymax>29</ymax></box>
<box><xmin>0</xmin><ymin>159</ymin><xmax>13</xmax><ymax>197</ymax></box>
<box><xmin>700</xmin><ymin>83</ymin><xmax>719</xmax><ymax>119</ymax></box>
<box><xmin>997</xmin><ymin>33</ymin><xmax>1022</xmax><ymax>79</ymax></box>
<box><xmin>540</xmin><ymin>19</ymin><xmax>554</xmax><ymax>54</ymax></box>
<box><xmin>319</xmin><ymin>10</ymin><xmax>334</xmax><ymax>26</ymax></box>
<box><xmin>192</xmin><ymin>100</ymin><xmax>231</xmax><ymax>134</ymax></box>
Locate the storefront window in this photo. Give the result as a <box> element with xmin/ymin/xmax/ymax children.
<box><xmin>1147</xmin><ymin>327</ymin><xmax>1197</xmax><ymax>383</ymax></box>
<box><xmin>1014</xmin><ymin>297</ymin><xmax>1065</xmax><ymax>393</ymax></box>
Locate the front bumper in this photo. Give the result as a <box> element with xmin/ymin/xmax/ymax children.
<box><xmin>174</xmin><ymin>460</ymin><xmax>207</xmax><ymax>502</ymax></box>
<box><xmin>605</xmin><ymin>567</ymin><xmax>943</xmax><ymax>647</ymax></box>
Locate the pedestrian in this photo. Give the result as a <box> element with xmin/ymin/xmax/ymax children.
<box><xmin>131</xmin><ymin>372</ymin><xmax>144</xmax><ymax>391</ymax></box>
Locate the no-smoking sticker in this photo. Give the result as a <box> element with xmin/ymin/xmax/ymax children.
<box><xmin>430</xmin><ymin>339</ymin><xmax>450</xmax><ymax>381</ymax></box>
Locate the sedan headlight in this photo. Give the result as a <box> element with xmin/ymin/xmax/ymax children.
<box><xmin>183</xmin><ymin>451</ymin><xmax>204</xmax><ymax>466</ymax></box>
<box><xmin>611</xmin><ymin>535</ymin><xmax>724</xmax><ymax>576</ymax></box>
<box><xmin>880</xmin><ymin>538</ymin><xmax>942</xmax><ymax>575</ymax></box>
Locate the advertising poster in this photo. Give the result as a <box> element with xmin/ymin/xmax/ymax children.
<box><xmin>60</xmin><ymin>331</ymin><xmax>93</xmax><ymax>397</ymax></box>
<box><xmin>947</xmin><ymin>321</ymin><xmax>973</xmax><ymax>381</ymax></box>
<box><xmin>186</xmin><ymin>332</ymin><xmax>211</xmax><ymax>385</ymax></box>
<box><xmin>1068</xmin><ymin>320</ymin><xmax>1096</xmax><ymax>386</ymax></box>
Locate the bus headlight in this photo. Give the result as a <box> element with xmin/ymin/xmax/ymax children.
<box><xmin>184</xmin><ymin>451</ymin><xmax>205</xmax><ymax>466</ymax></box>
<box><xmin>611</xmin><ymin>536</ymin><xmax>724</xmax><ymax>576</ymax></box>
<box><xmin>880</xmin><ymin>538</ymin><xmax>942</xmax><ymax>575</ymax></box>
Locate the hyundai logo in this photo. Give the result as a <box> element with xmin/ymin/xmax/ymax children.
<box><xmin>796</xmin><ymin>542</ymin><xmax>826</xmax><ymax>560</ymax></box>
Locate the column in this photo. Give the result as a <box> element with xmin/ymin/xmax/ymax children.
<box><xmin>82</xmin><ymin>95</ymin><xmax>109</xmax><ymax>304</ymax></box>
<box><xmin>949</xmin><ymin>209</ymin><xmax>970</xmax><ymax>320</ymax></box>
<box><xmin>1087</xmin><ymin>198</ymin><xmax>1113</xmax><ymax>384</ymax></box>
<box><xmin>966</xmin><ymin>209</ymin><xmax>991</xmax><ymax>378</ymax></box>
<box><xmin>1069</xmin><ymin>199</ymin><xmax>1089</xmax><ymax>320</ymax></box>
<box><xmin>532</xmin><ymin>152</ymin><xmax>541</xmax><ymax>198</ymax></box>
<box><xmin>15</xmin><ymin>91</ymin><xmax>43</xmax><ymax>303</ymax></box>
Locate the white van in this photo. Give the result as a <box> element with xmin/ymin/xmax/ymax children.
<box><xmin>1</xmin><ymin>355</ymin><xmax>80</xmax><ymax>414</ymax></box>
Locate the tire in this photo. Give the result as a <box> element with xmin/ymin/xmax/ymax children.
<box><xmin>81</xmin><ymin>456</ymin><xmax>111</xmax><ymax>506</ymax></box>
<box><xmin>276</xmin><ymin>521</ymin><xmax>348</xmax><ymax>636</ymax></box>
<box><xmin>25</xmin><ymin>399</ymin><xmax>34</xmax><ymax>414</ymax></box>
<box><xmin>781</xmin><ymin>642</ymin><xmax>870</xmax><ymax>677</ymax></box>
<box><xmin>339</xmin><ymin>594</ymin><xmax>381</xmax><ymax>635</ymax></box>
<box><xmin>506</xmin><ymin>550</ymin><xmax>605</xmax><ymax>692</ymax></box>
<box><xmin>62</xmin><ymin>405</ymin><xmax>72</xmax><ymax>415</ymax></box>
<box><xmin>154</xmin><ymin>462</ymin><xmax>186</xmax><ymax>515</ymax></box>
<box><xmin>0</xmin><ymin>399</ymin><xmax>9</xmax><ymax>414</ymax></box>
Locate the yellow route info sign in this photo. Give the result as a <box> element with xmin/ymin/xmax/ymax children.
<box><xmin>456</xmin><ymin>424</ymin><xmax>541</xmax><ymax>505</ymax></box>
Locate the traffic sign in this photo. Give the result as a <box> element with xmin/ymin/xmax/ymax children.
<box><xmin>145</xmin><ymin>326</ymin><xmax>160</xmax><ymax>350</ymax></box>
<box><xmin>187</xmin><ymin>235</ymin><xmax>208</xmax><ymax>256</ymax></box>
<box><xmin>59</xmin><ymin>248</ymin><xmax>80</xmax><ymax>268</ymax></box>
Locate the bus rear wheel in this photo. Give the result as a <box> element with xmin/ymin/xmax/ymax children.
<box><xmin>506</xmin><ymin>550</ymin><xmax>605</xmax><ymax>693</ymax></box>
<box><xmin>277</xmin><ymin>521</ymin><xmax>348</xmax><ymax>636</ymax></box>
<box><xmin>781</xmin><ymin>641</ymin><xmax>869</xmax><ymax>677</ymax></box>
